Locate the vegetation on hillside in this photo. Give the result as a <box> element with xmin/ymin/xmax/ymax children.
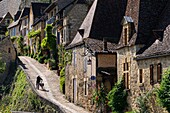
<box><xmin>0</xmin><ymin>67</ymin><xmax>57</xmax><ymax>112</ymax></box>
<box><xmin>157</xmin><ymin>68</ymin><xmax>170</xmax><ymax>112</ymax></box>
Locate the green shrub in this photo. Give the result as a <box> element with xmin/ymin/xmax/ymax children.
<box><xmin>157</xmin><ymin>68</ymin><xmax>170</xmax><ymax>112</ymax></box>
<box><xmin>38</xmin><ymin>56</ymin><xmax>44</xmax><ymax>64</ymax></box>
<box><xmin>30</xmin><ymin>53</ymin><xmax>34</xmax><ymax>58</ymax></box>
<box><xmin>60</xmin><ymin>67</ymin><xmax>65</xmax><ymax>93</ymax></box>
<box><xmin>107</xmin><ymin>78</ymin><xmax>127</xmax><ymax>113</ymax></box>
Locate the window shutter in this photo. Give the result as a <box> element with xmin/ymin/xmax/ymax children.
<box><xmin>127</xmin><ymin>73</ymin><xmax>129</xmax><ymax>89</ymax></box>
<box><xmin>157</xmin><ymin>63</ymin><xmax>162</xmax><ymax>83</ymax></box>
<box><xmin>150</xmin><ymin>65</ymin><xmax>154</xmax><ymax>85</ymax></box>
<box><xmin>139</xmin><ymin>69</ymin><xmax>143</xmax><ymax>83</ymax></box>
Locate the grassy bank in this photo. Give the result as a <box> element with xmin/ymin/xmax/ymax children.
<box><xmin>0</xmin><ymin>67</ymin><xmax>57</xmax><ymax>113</ymax></box>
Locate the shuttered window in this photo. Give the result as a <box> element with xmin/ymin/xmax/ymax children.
<box><xmin>150</xmin><ymin>65</ymin><xmax>154</xmax><ymax>85</ymax></box>
<box><xmin>123</xmin><ymin>58</ymin><xmax>130</xmax><ymax>89</ymax></box>
<box><xmin>157</xmin><ymin>63</ymin><xmax>162</xmax><ymax>82</ymax></box>
<box><xmin>139</xmin><ymin>69</ymin><xmax>143</xmax><ymax>83</ymax></box>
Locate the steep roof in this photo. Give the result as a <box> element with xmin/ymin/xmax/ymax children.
<box><xmin>136</xmin><ymin>25</ymin><xmax>170</xmax><ymax>60</ymax></box>
<box><xmin>136</xmin><ymin>1</ymin><xmax>170</xmax><ymax>60</ymax></box>
<box><xmin>68</xmin><ymin>0</ymin><xmax>126</xmax><ymax>49</ymax></box>
<box><xmin>0</xmin><ymin>0</ymin><xmax>21</xmax><ymax>18</ymax></box>
<box><xmin>14</xmin><ymin>11</ymin><xmax>21</xmax><ymax>21</ymax></box>
<box><xmin>0</xmin><ymin>12</ymin><xmax>13</xmax><ymax>24</ymax></box>
<box><xmin>31</xmin><ymin>2</ymin><xmax>50</xmax><ymax>18</ymax></box>
<box><xmin>20</xmin><ymin>7</ymin><xmax>30</xmax><ymax>19</ymax></box>
<box><xmin>7</xmin><ymin>20</ymin><xmax>20</xmax><ymax>29</ymax></box>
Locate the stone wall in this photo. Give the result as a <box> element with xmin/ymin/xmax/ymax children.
<box><xmin>63</xmin><ymin>3</ymin><xmax>88</xmax><ymax>45</ymax></box>
<box><xmin>65</xmin><ymin>46</ymin><xmax>96</xmax><ymax>112</ymax></box>
<box><xmin>0</xmin><ymin>37</ymin><xmax>16</xmax><ymax>84</ymax></box>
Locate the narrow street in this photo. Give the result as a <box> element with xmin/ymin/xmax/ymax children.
<box><xmin>19</xmin><ymin>56</ymin><xmax>91</xmax><ymax>113</ymax></box>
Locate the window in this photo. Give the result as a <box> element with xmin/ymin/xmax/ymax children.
<box><xmin>150</xmin><ymin>63</ymin><xmax>162</xmax><ymax>85</ymax></box>
<box><xmin>157</xmin><ymin>63</ymin><xmax>162</xmax><ymax>82</ymax></box>
<box><xmin>124</xmin><ymin>28</ymin><xmax>128</xmax><ymax>45</ymax></box>
<box><xmin>84</xmin><ymin>81</ymin><xmax>87</xmax><ymax>96</ymax></box>
<box><xmin>8</xmin><ymin>48</ymin><xmax>11</xmax><ymax>53</ymax></box>
<box><xmin>150</xmin><ymin>64</ymin><xmax>154</xmax><ymax>85</ymax></box>
<box><xmin>123</xmin><ymin>58</ymin><xmax>130</xmax><ymax>89</ymax></box>
<box><xmin>139</xmin><ymin>69</ymin><xmax>143</xmax><ymax>83</ymax></box>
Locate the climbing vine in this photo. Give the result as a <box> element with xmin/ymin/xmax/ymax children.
<box><xmin>17</xmin><ymin>36</ymin><xmax>24</xmax><ymax>55</ymax></box>
<box><xmin>28</xmin><ymin>30</ymin><xmax>41</xmax><ymax>39</ymax></box>
<box><xmin>58</xmin><ymin>44</ymin><xmax>72</xmax><ymax>93</ymax></box>
<box><xmin>40</xmin><ymin>24</ymin><xmax>57</xmax><ymax>69</ymax></box>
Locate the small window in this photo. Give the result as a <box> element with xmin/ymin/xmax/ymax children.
<box><xmin>84</xmin><ymin>81</ymin><xmax>87</xmax><ymax>96</ymax></box>
<box><xmin>8</xmin><ymin>48</ymin><xmax>11</xmax><ymax>53</ymax></box>
<box><xmin>139</xmin><ymin>69</ymin><xmax>143</xmax><ymax>83</ymax></box>
<box><xmin>150</xmin><ymin>65</ymin><xmax>154</xmax><ymax>85</ymax></box>
<box><xmin>157</xmin><ymin>63</ymin><xmax>162</xmax><ymax>82</ymax></box>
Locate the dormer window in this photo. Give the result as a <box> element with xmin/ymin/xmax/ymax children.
<box><xmin>121</xmin><ymin>16</ymin><xmax>134</xmax><ymax>45</ymax></box>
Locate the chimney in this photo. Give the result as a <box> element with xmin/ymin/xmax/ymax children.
<box><xmin>103</xmin><ymin>38</ymin><xmax>107</xmax><ymax>51</ymax></box>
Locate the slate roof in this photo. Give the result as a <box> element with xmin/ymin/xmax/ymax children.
<box><xmin>44</xmin><ymin>1</ymin><xmax>57</xmax><ymax>13</ymax></box>
<box><xmin>31</xmin><ymin>2</ymin><xmax>50</xmax><ymax>18</ymax></box>
<box><xmin>20</xmin><ymin>7</ymin><xmax>30</xmax><ymax>19</ymax></box>
<box><xmin>135</xmin><ymin>1</ymin><xmax>170</xmax><ymax>59</ymax></box>
<box><xmin>136</xmin><ymin>26</ymin><xmax>170</xmax><ymax>60</ymax></box>
<box><xmin>7</xmin><ymin>20</ymin><xmax>20</xmax><ymax>29</ymax></box>
<box><xmin>67</xmin><ymin>0</ymin><xmax>126</xmax><ymax>50</ymax></box>
<box><xmin>14</xmin><ymin>11</ymin><xmax>21</xmax><ymax>21</ymax></box>
<box><xmin>0</xmin><ymin>0</ymin><xmax>21</xmax><ymax>18</ymax></box>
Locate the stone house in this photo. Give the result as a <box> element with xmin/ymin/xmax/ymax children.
<box><xmin>65</xmin><ymin>0</ymin><xmax>170</xmax><ymax>112</ymax></box>
<box><xmin>8</xmin><ymin>11</ymin><xmax>22</xmax><ymax>38</ymax></box>
<box><xmin>0</xmin><ymin>36</ymin><xmax>16</xmax><ymax>84</ymax></box>
<box><xmin>29</xmin><ymin>2</ymin><xmax>49</xmax><ymax>54</ymax></box>
<box><xmin>19</xmin><ymin>7</ymin><xmax>30</xmax><ymax>46</ymax></box>
<box><xmin>115</xmin><ymin>0</ymin><xmax>170</xmax><ymax>111</ymax></box>
<box><xmin>65</xmin><ymin>0</ymin><xmax>126</xmax><ymax>111</ymax></box>
<box><xmin>0</xmin><ymin>12</ymin><xmax>13</xmax><ymax>38</ymax></box>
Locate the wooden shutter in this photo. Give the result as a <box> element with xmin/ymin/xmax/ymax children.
<box><xmin>157</xmin><ymin>63</ymin><xmax>162</xmax><ymax>83</ymax></box>
<box><xmin>139</xmin><ymin>69</ymin><xmax>143</xmax><ymax>83</ymax></box>
<box><xmin>150</xmin><ymin>65</ymin><xmax>154</xmax><ymax>85</ymax></box>
<box><xmin>127</xmin><ymin>73</ymin><xmax>129</xmax><ymax>89</ymax></box>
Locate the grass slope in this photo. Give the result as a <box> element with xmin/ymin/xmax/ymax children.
<box><xmin>0</xmin><ymin>67</ymin><xmax>57</xmax><ymax>113</ymax></box>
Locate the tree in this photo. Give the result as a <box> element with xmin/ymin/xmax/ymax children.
<box><xmin>107</xmin><ymin>78</ymin><xmax>127</xmax><ymax>113</ymax></box>
<box><xmin>157</xmin><ymin>68</ymin><xmax>170</xmax><ymax>112</ymax></box>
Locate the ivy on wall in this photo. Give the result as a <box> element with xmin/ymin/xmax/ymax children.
<box><xmin>58</xmin><ymin>44</ymin><xmax>72</xmax><ymax>94</ymax></box>
<box><xmin>17</xmin><ymin>36</ymin><xmax>24</xmax><ymax>55</ymax></box>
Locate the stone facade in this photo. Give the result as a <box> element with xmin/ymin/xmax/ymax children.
<box><xmin>65</xmin><ymin>46</ymin><xmax>96</xmax><ymax>111</ymax></box>
<box><xmin>62</xmin><ymin>3</ymin><xmax>89</xmax><ymax>45</ymax></box>
<box><xmin>0</xmin><ymin>37</ymin><xmax>16</xmax><ymax>84</ymax></box>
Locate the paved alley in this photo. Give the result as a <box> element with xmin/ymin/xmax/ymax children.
<box><xmin>19</xmin><ymin>56</ymin><xmax>91</xmax><ymax>113</ymax></box>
